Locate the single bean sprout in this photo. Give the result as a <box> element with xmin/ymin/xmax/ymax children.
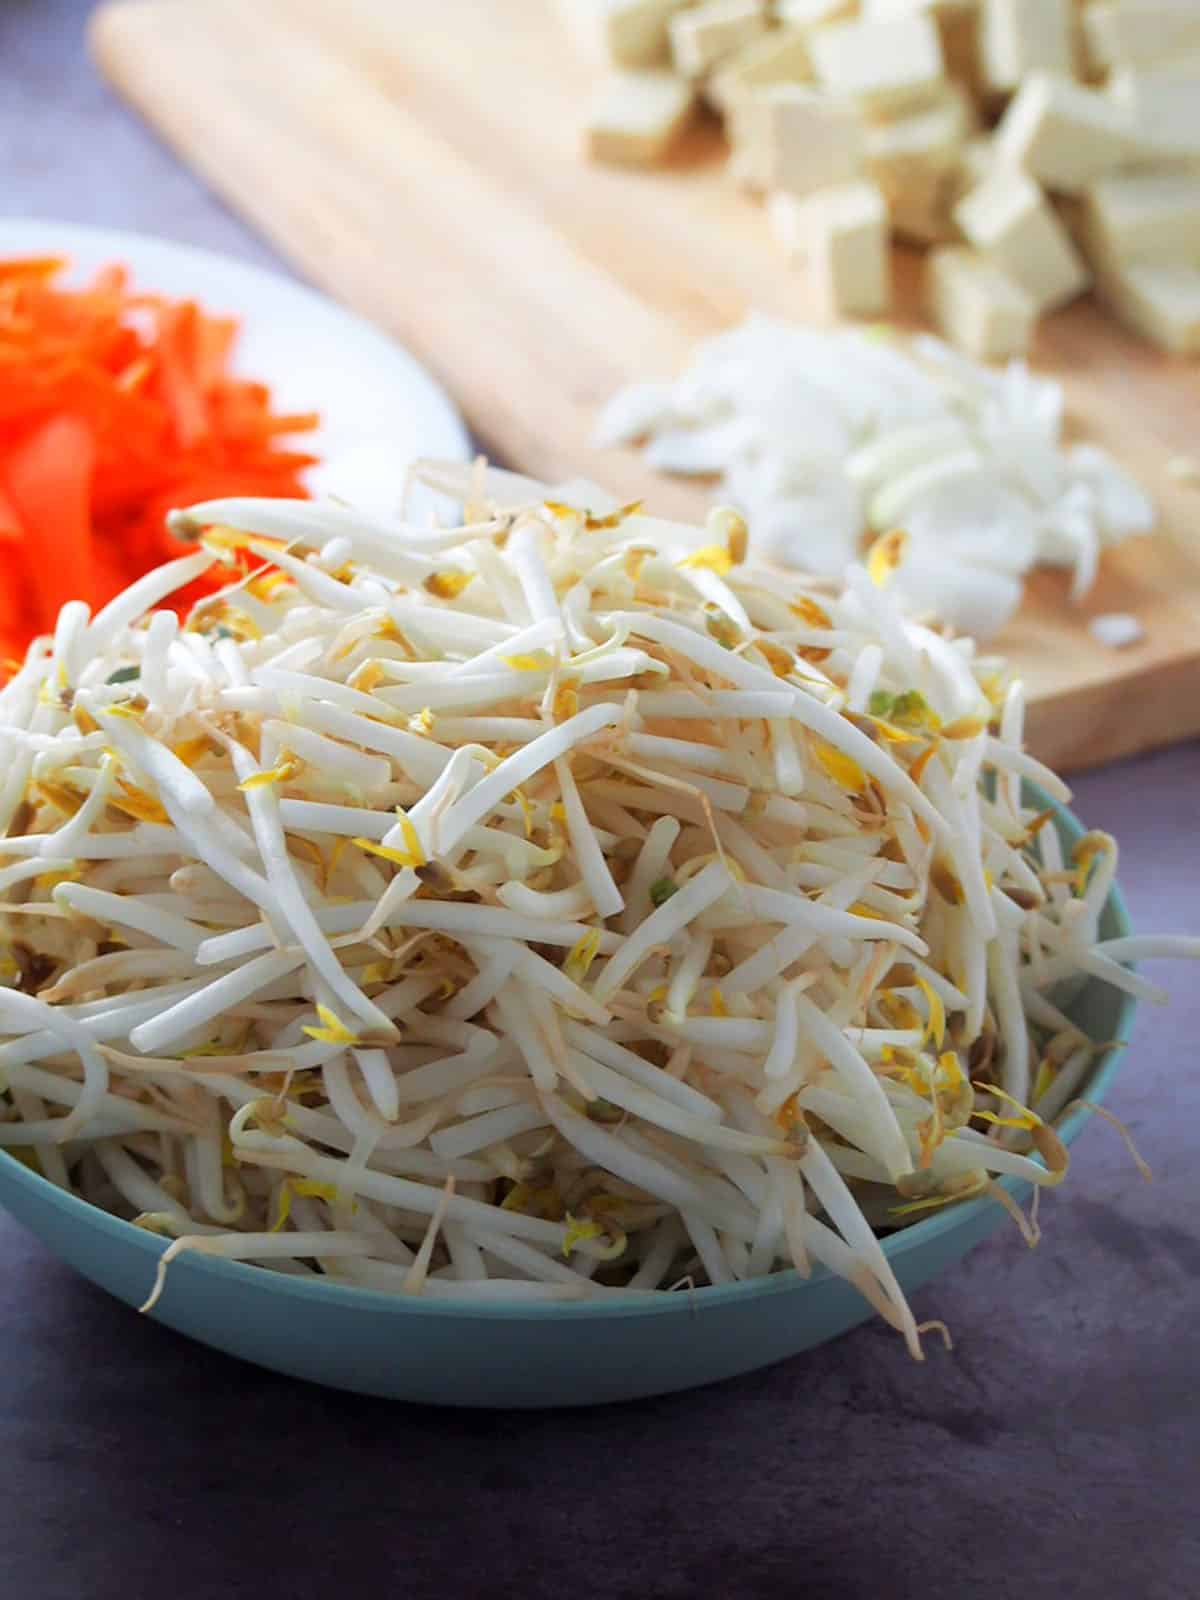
<box><xmin>0</xmin><ymin>463</ymin><xmax>1193</xmax><ymax>1361</ymax></box>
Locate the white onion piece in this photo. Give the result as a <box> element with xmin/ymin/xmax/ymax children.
<box><xmin>903</xmin><ymin>478</ymin><xmax>1039</xmax><ymax>576</ymax></box>
<box><xmin>593</xmin><ymin>381</ymin><xmax>679</xmax><ymax>448</ymax></box>
<box><xmin>598</xmin><ymin>319</ymin><xmax>1156</xmax><ymax>628</ymax></box>
<box><xmin>891</xmin><ymin>551</ymin><xmax>1023</xmax><ymax>640</ymax></box>
<box><xmin>1067</xmin><ymin>444</ymin><xmax>1156</xmax><ymax>542</ymax></box>
<box><xmin>1089</xmin><ymin>612</ymin><xmax>1145</xmax><ymax>649</ymax></box>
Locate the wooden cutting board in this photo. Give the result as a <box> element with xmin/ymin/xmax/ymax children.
<box><xmin>91</xmin><ymin>0</ymin><xmax>1200</xmax><ymax>771</ymax></box>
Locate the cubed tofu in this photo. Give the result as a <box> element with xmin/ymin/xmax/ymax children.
<box><xmin>942</xmin><ymin>12</ymin><xmax>984</xmax><ymax>94</ymax></box>
<box><xmin>1051</xmin><ymin>194</ymin><xmax>1092</xmax><ymax>281</ymax></box>
<box><xmin>559</xmin><ymin>0</ymin><xmax>691</xmax><ymax>69</ymax></box>
<box><xmin>866</xmin><ymin>84</ymin><xmax>973</xmax><ymax>176</ymax></box>
<box><xmin>770</xmin><ymin>180</ymin><xmax>892</xmax><ymax>316</ymax></box>
<box><xmin>889</xmin><ymin>165</ymin><xmax>964</xmax><ymax>244</ymax></box>
<box><xmin>979</xmin><ymin>0</ymin><xmax>1073</xmax><ymax>95</ymax></box>
<box><xmin>955</xmin><ymin>170</ymin><xmax>1090</xmax><ymax>311</ymax></box>
<box><xmin>776</xmin><ymin>0</ymin><xmax>856</xmax><ymax>23</ymax></box>
<box><xmin>669</xmin><ymin>0</ymin><xmax>767</xmax><ymax>79</ymax></box>
<box><xmin>862</xmin><ymin>0</ymin><xmax>978</xmax><ymax>15</ymax></box>
<box><xmin>1081</xmin><ymin>172</ymin><xmax>1200</xmax><ymax>269</ymax></box>
<box><xmin>994</xmin><ymin>72</ymin><xmax>1143</xmax><ymax>194</ymax></box>
<box><xmin>918</xmin><ymin>1</ymin><xmax>982</xmax><ymax>93</ymax></box>
<box><xmin>865</xmin><ymin>86</ymin><xmax>973</xmax><ymax>243</ymax></box>
<box><xmin>1108</xmin><ymin>62</ymin><xmax>1200</xmax><ymax>165</ymax></box>
<box><xmin>584</xmin><ymin>70</ymin><xmax>698</xmax><ymax>165</ymax></box>
<box><xmin>1081</xmin><ymin>1</ymin><xmax>1200</xmax><ymax>75</ymax></box>
<box><xmin>926</xmin><ymin>245</ymin><xmax>1037</xmax><ymax>359</ymax></box>
<box><xmin>954</xmin><ymin>134</ymin><xmax>995</xmax><ymax>199</ymax></box>
<box><xmin>729</xmin><ymin>84</ymin><xmax>865</xmax><ymax>195</ymax></box>
<box><xmin>1096</xmin><ymin>261</ymin><xmax>1200</xmax><ymax>353</ymax></box>
<box><xmin>810</xmin><ymin>14</ymin><xmax>946</xmax><ymax>116</ymax></box>
<box><xmin>864</xmin><ymin>0</ymin><xmax>985</xmax><ymax>61</ymax></box>
<box><xmin>862</xmin><ymin>0</ymin><xmax>981</xmax><ymax>78</ymax></box>
<box><xmin>707</xmin><ymin>28</ymin><xmax>815</xmax><ymax>111</ymax></box>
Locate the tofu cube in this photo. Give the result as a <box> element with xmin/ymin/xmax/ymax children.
<box><xmin>862</xmin><ymin>0</ymin><xmax>981</xmax><ymax>85</ymax></box>
<box><xmin>953</xmin><ymin>134</ymin><xmax>995</xmax><ymax>199</ymax></box>
<box><xmin>729</xmin><ymin>84</ymin><xmax>865</xmax><ymax>195</ymax></box>
<box><xmin>861</xmin><ymin>0</ymin><xmax>978</xmax><ymax>22</ymax></box>
<box><xmin>930</xmin><ymin>3</ymin><xmax>983</xmax><ymax>92</ymax></box>
<box><xmin>669</xmin><ymin>0</ymin><xmax>767</xmax><ymax>79</ymax></box>
<box><xmin>770</xmin><ymin>180</ymin><xmax>892</xmax><ymax>316</ymax></box>
<box><xmin>926</xmin><ymin>245</ymin><xmax>1037</xmax><ymax>359</ymax></box>
<box><xmin>889</xmin><ymin>165</ymin><xmax>964</xmax><ymax>244</ymax></box>
<box><xmin>776</xmin><ymin>0</ymin><xmax>856</xmax><ymax>23</ymax></box>
<box><xmin>866</xmin><ymin>83</ymin><xmax>972</xmax><ymax>177</ymax></box>
<box><xmin>810</xmin><ymin>14</ymin><xmax>946</xmax><ymax>116</ymax></box>
<box><xmin>1053</xmin><ymin>191</ymin><xmax>1088</xmax><ymax>253</ymax></box>
<box><xmin>979</xmin><ymin>0</ymin><xmax>1073</xmax><ymax>95</ymax></box>
<box><xmin>955</xmin><ymin>170</ymin><xmax>1090</xmax><ymax>311</ymax></box>
<box><xmin>584</xmin><ymin>71</ymin><xmax>698</xmax><ymax>165</ymax></box>
<box><xmin>1109</xmin><ymin>63</ymin><xmax>1200</xmax><ymax>165</ymax></box>
<box><xmin>861</xmin><ymin>0</ymin><xmax>977</xmax><ymax>14</ymax></box>
<box><xmin>865</xmin><ymin>86</ymin><xmax>973</xmax><ymax>243</ymax></box>
<box><xmin>1081</xmin><ymin>2</ymin><xmax>1200</xmax><ymax>75</ymax></box>
<box><xmin>559</xmin><ymin>0</ymin><xmax>691</xmax><ymax>69</ymax></box>
<box><xmin>1096</xmin><ymin>261</ymin><xmax>1200</xmax><ymax>354</ymax></box>
<box><xmin>707</xmin><ymin>28</ymin><xmax>815</xmax><ymax>112</ymax></box>
<box><xmin>994</xmin><ymin>72</ymin><xmax>1143</xmax><ymax>194</ymax></box>
<box><xmin>1081</xmin><ymin>173</ymin><xmax>1200</xmax><ymax>269</ymax></box>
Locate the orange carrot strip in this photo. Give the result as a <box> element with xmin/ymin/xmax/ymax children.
<box><xmin>0</xmin><ymin>257</ymin><xmax>67</xmax><ymax>284</ymax></box>
<box><xmin>0</xmin><ymin>253</ymin><xmax>319</xmax><ymax>651</ymax></box>
<box><xmin>2</xmin><ymin>414</ymin><xmax>97</xmax><ymax>614</ymax></box>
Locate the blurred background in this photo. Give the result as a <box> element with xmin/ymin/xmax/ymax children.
<box><xmin>3</xmin><ymin>0</ymin><xmax>283</xmax><ymax>263</ymax></box>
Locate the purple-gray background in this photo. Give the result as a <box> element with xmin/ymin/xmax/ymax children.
<box><xmin>2</xmin><ymin>5</ymin><xmax>1198</xmax><ymax>1597</ymax></box>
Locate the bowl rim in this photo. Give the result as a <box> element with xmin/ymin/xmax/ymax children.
<box><xmin>0</xmin><ymin>791</ymin><xmax>1135</xmax><ymax>1323</ymax></box>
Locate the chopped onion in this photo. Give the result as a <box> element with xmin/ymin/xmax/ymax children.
<box><xmin>599</xmin><ymin>319</ymin><xmax>1156</xmax><ymax>637</ymax></box>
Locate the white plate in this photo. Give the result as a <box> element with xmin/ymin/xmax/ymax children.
<box><xmin>0</xmin><ymin>219</ymin><xmax>472</xmax><ymax>516</ymax></box>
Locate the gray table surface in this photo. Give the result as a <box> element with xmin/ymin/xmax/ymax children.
<box><xmin>2</xmin><ymin>5</ymin><xmax>1198</xmax><ymax>1598</ymax></box>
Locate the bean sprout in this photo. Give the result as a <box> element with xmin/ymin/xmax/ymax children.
<box><xmin>0</xmin><ymin>470</ymin><xmax>1194</xmax><ymax>1357</ymax></box>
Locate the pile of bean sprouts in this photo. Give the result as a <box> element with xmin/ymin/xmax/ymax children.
<box><xmin>0</xmin><ymin>461</ymin><xmax>1193</xmax><ymax>1356</ymax></box>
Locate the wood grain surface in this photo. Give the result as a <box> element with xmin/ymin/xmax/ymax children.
<box><xmin>90</xmin><ymin>0</ymin><xmax>1200</xmax><ymax>770</ymax></box>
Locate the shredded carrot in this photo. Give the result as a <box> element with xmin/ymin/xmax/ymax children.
<box><xmin>0</xmin><ymin>256</ymin><xmax>319</xmax><ymax>660</ymax></box>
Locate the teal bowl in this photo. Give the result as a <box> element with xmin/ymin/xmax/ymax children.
<box><xmin>0</xmin><ymin>796</ymin><xmax>1134</xmax><ymax>1406</ymax></box>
